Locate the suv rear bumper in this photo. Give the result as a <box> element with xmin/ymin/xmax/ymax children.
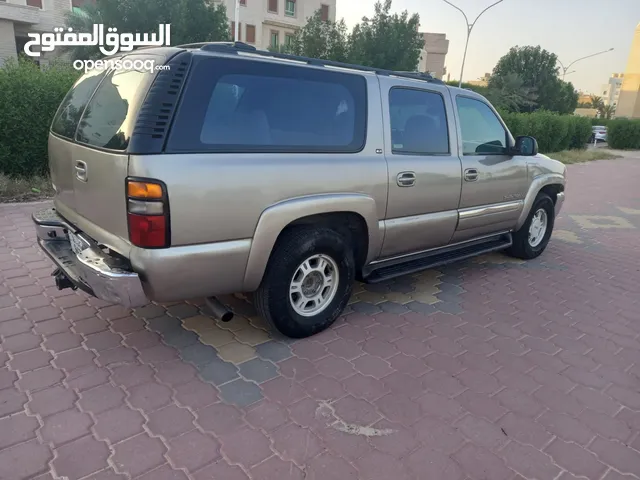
<box><xmin>33</xmin><ymin>208</ymin><xmax>148</xmax><ymax>308</ymax></box>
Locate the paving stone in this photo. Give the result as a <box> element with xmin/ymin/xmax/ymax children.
<box><xmin>0</xmin><ymin>439</ymin><xmax>52</xmax><ymax>479</ymax></box>
<box><xmin>40</xmin><ymin>409</ymin><xmax>93</xmax><ymax>445</ymax></box>
<box><xmin>238</xmin><ymin>357</ymin><xmax>278</xmax><ymax>383</ymax></box>
<box><xmin>167</xmin><ymin>430</ymin><xmax>221</xmax><ymax>472</ymax></box>
<box><xmin>94</xmin><ymin>407</ymin><xmax>146</xmax><ymax>443</ymax></box>
<box><xmin>147</xmin><ymin>405</ymin><xmax>196</xmax><ymax>439</ymax></box>
<box><xmin>54</xmin><ymin>435</ymin><xmax>110</xmax><ymax>480</ymax></box>
<box><xmin>220</xmin><ymin>426</ymin><xmax>273</xmax><ymax>468</ymax></box>
<box><xmin>254</xmin><ymin>340</ymin><xmax>293</xmax><ymax>362</ymax></box>
<box><xmin>218</xmin><ymin>378</ymin><xmax>263</xmax><ymax>407</ymax></box>
<box><xmin>0</xmin><ymin>413</ymin><xmax>39</xmax><ymax>450</ymax></box>
<box><xmin>112</xmin><ymin>434</ymin><xmax>167</xmax><ymax>477</ymax></box>
<box><xmin>28</xmin><ymin>385</ymin><xmax>77</xmax><ymax>417</ymax></box>
<box><xmin>198</xmin><ymin>357</ymin><xmax>239</xmax><ymax>386</ymax></box>
<box><xmin>178</xmin><ymin>342</ymin><xmax>219</xmax><ymax>367</ymax></box>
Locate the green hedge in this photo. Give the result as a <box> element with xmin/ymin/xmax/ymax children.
<box><xmin>500</xmin><ymin>111</ymin><xmax>592</xmax><ymax>153</ymax></box>
<box><xmin>607</xmin><ymin>118</ymin><xmax>640</xmax><ymax>150</ymax></box>
<box><xmin>0</xmin><ymin>58</ymin><xmax>80</xmax><ymax>178</ymax></box>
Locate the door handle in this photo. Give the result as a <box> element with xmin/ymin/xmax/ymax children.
<box><xmin>464</xmin><ymin>168</ymin><xmax>478</xmax><ymax>182</ymax></box>
<box><xmin>396</xmin><ymin>171</ymin><xmax>416</xmax><ymax>187</ymax></box>
<box><xmin>75</xmin><ymin>161</ymin><xmax>87</xmax><ymax>182</ymax></box>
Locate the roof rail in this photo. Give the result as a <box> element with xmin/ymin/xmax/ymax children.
<box><xmin>180</xmin><ymin>41</ymin><xmax>444</xmax><ymax>85</ymax></box>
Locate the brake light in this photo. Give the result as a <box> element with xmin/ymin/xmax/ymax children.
<box><xmin>126</xmin><ymin>179</ymin><xmax>169</xmax><ymax>248</ymax></box>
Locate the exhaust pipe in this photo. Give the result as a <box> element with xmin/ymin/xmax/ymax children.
<box><xmin>205</xmin><ymin>297</ymin><xmax>234</xmax><ymax>323</ymax></box>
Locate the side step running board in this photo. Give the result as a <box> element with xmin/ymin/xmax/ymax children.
<box><xmin>363</xmin><ymin>233</ymin><xmax>513</xmax><ymax>284</ymax></box>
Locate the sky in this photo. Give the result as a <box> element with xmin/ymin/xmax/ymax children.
<box><xmin>336</xmin><ymin>0</ymin><xmax>640</xmax><ymax>94</ymax></box>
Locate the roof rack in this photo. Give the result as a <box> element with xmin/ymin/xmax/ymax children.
<box><xmin>175</xmin><ymin>41</ymin><xmax>444</xmax><ymax>85</ymax></box>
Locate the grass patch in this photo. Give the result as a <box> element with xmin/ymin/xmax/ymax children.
<box><xmin>549</xmin><ymin>149</ymin><xmax>622</xmax><ymax>164</ymax></box>
<box><xmin>0</xmin><ymin>174</ymin><xmax>54</xmax><ymax>203</ymax></box>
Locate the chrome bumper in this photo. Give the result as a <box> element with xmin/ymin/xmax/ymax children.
<box><xmin>33</xmin><ymin>208</ymin><xmax>148</xmax><ymax>309</ymax></box>
<box><xmin>555</xmin><ymin>192</ymin><xmax>565</xmax><ymax>217</ymax></box>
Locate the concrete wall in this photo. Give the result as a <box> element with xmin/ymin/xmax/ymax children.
<box><xmin>616</xmin><ymin>23</ymin><xmax>640</xmax><ymax>118</ymax></box>
<box><xmin>0</xmin><ymin>19</ymin><xmax>17</xmax><ymax>66</ymax></box>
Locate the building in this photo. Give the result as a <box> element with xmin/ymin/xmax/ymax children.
<box><xmin>216</xmin><ymin>0</ymin><xmax>336</xmax><ymax>51</ymax></box>
<box><xmin>577</xmin><ymin>92</ymin><xmax>593</xmax><ymax>105</ymax></box>
<box><xmin>616</xmin><ymin>22</ymin><xmax>640</xmax><ymax>119</ymax></box>
<box><xmin>417</xmin><ymin>32</ymin><xmax>448</xmax><ymax>79</ymax></box>
<box><xmin>0</xmin><ymin>0</ymin><xmax>85</xmax><ymax>66</ymax></box>
<box><xmin>0</xmin><ymin>0</ymin><xmax>336</xmax><ymax>67</ymax></box>
<box><xmin>467</xmin><ymin>73</ymin><xmax>490</xmax><ymax>87</ymax></box>
<box><xmin>601</xmin><ymin>73</ymin><xmax>624</xmax><ymax>107</ymax></box>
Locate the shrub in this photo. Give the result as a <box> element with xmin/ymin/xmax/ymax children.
<box><xmin>607</xmin><ymin>118</ymin><xmax>640</xmax><ymax>150</ymax></box>
<box><xmin>499</xmin><ymin>111</ymin><xmax>592</xmax><ymax>153</ymax></box>
<box><xmin>0</xmin><ymin>58</ymin><xmax>80</xmax><ymax>178</ymax></box>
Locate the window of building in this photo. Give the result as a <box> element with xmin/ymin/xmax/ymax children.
<box><xmin>285</xmin><ymin>0</ymin><xmax>295</xmax><ymax>16</ymax></box>
<box><xmin>320</xmin><ymin>4</ymin><xmax>329</xmax><ymax>21</ymax></box>
<box><xmin>166</xmin><ymin>57</ymin><xmax>368</xmax><ymax>154</ymax></box>
<box><xmin>240</xmin><ymin>0</ymin><xmax>246</xmax><ymax>5</ymax></box>
<box><xmin>389</xmin><ymin>88</ymin><xmax>449</xmax><ymax>155</ymax></box>
<box><xmin>246</xmin><ymin>24</ymin><xmax>256</xmax><ymax>44</ymax></box>
<box><xmin>270</xmin><ymin>30</ymin><xmax>279</xmax><ymax>49</ymax></box>
<box><xmin>51</xmin><ymin>69</ymin><xmax>107</xmax><ymax>139</ymax></box>
<box><xmin>456</xmin><ymin>96</ymin><xmax>507</xmax><ymax>155</ymax></box>
<box><xmin>285</xmin><ymin>34</ymin><xmax>295</xmax><ymax>48</ymax></box>
<box><xmin>26</xmin><ymin>0</ymin><xmax>42</xmax><ymax>8</ymax></box>
<box><xmin>268</xmin><ymin>0</ymin><xmax>278</xmax><ymax>13</ymax></box>
<box><xmin>75</xmin><ymin>68</ymin><xmax>150</xmax><ymax>150</ymax></box>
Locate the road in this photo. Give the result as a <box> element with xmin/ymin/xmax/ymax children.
<box><xmin>1</xmin><ymin>156</ymin><xmax>640</xmax><ymax>480</ymax></box>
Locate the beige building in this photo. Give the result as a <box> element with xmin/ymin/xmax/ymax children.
<box><xmin>601</xmin><ymin>73</ymin><xmax>624</xmax><ymax>107</ymax></box>
<box><xmin>216</xmin><ymin>0</ymin><xmax>336</xmax><ymax>51</ymax></box>
<box><xmin>0</xmin><ymin>0</ymin><xmax>87</xmax><ymax>66</ymax></box>
<box><xmin>417</xmin><ymin>32</ymin><xmax>448</xmax><ymax>79</ymax></box>
<box><xmin>468</xmin><ymin>72</ymin><xmax>490</xmax><ymax>87</ymax></box>
<box><xmin>616</xmin><ymin>22</ymin><xmax>640</xmax><ymax>119</ymax></box>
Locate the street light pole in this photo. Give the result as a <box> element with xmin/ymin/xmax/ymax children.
<box><xmin>443</xmin><ymin>0</ymin><xmax>505</xmax><ymax>87</ymax></box>
<box><xmin>557</xmin><ymin>48</ymin><xmax>614</xmax><ymax>81</ymax></box>
<box><xmin>234</xmin><ymin>0</ymin><xmax>240</xmax><ymax>42</ymax></box>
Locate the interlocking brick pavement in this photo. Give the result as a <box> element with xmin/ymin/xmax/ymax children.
<box><xmin>1</xmin><ymin>156</ymin><xmax>640</xmax><ymax>479</ymax></box>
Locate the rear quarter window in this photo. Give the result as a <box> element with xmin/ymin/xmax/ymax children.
<box><xmin>166</xmin><ymin>56</ymin><xmax>368</xmax><ymax>153</ymax></box>
<box><xmin>51</xmin><ymin>69</ymin><xmax>106</xmax><ymax>139</ymax></box>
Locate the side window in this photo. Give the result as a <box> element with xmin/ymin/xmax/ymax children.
<box><xmin>51</xmin><ymin>69</ymin><xmax>106</xmax><ymax>139</ymax></box>
<box><xmin>389</xmin><ymin>87</ymin><xmax>449</xmax><ymax>155</ymax></box>
<box><xmin>75</xmin><ymin>68</ymin><xmax>148</xmax><ymax>150</ymax></box>
<box><xmin>167</xmin><ymin>57</ymin><xmax>367</xmax><ymax>153</ymax></box>
<box><xmin>456</xmin><ymin>96</ymin><xmax>507</xmax><ymax>155</ymax></box>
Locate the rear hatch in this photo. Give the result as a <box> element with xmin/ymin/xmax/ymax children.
<box><xmin>49</xmin><ymin>53</ymin><xmax>165</xmax><ymax>253</ymax></box>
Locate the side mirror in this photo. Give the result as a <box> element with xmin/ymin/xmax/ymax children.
<box><xmin>513</xmin><ymin>136</ymin><xmax>538</xmax><ymax>156</ymax></box>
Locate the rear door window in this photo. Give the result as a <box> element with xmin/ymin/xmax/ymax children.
<box><xmin>75</xmin><ymin>68</ymin><xmax>150</xmax><ymax>151</ymax></box>
<box><xmin>167</xmin><ymin>56</ymin><xmax>368</xmax><ymax>153</ymax></box>
<box><xmin>51</xmin><ymin>69</ymin><xmax>107</xmax><ymax>140</ymax></box>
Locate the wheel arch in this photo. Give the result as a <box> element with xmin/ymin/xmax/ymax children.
<box><xmin>515</xmin><ymin>174</ymin><xmax>565</xmax><ymax>231</ymax></box>
<box><xmin>243</xmin><ymin>193</ymin><xmax>382</xmax><ymax>291</ymax></box>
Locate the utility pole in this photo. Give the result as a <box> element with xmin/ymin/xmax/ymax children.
<box><xmin>558</xmin><ymin>48</ymin><xmax>614</xmax><ymax>81</ymax></box>
<box><xmin>234</xmin><ymin>0</ymin><xmax>240</xmax><ymax>42</ymax></box>
<box><xmin>442</xmin><ymin>0</ymin><xmax>505</xmax><ymax>87</ymax></box>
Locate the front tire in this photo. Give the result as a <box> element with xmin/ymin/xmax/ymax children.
<box><xmin>254</xmin><ymin>227</ymin><xmax>355</xmax><ymax>339</ymax></box>
<box><xmin>507</xmin><ymin>193</ymin><xmax>555</xmax><ymax>260</ymax></box>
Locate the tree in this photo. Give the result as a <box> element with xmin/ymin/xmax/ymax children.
<box><xmin>490</xmin><ymin>45</ymin><xmax>578</xmax><ymax>114</ymax></box>
<box><xmin>288</xmin><ymin>10</ymin><xmax>349</xmax><ymax>62</ymax></box>
<box><xmin>63</xmin><ymin>0</ymin><xmax>229</xmax><ymax>61</ymax></box>
<box><xmin>485</xmin><ymin>73</ymin><xmax>538</xmax><ymax>113</ymax></box>
<box><xmin>347</xmin><ymin>0</ymin><xmax>424</xmax><ymax>71</ymax></box>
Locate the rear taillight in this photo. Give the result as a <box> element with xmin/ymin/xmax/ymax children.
<box><xmin>126</xmin><ymin>179</ymin><xmax>169</xmax><ymax>248</ymax></box>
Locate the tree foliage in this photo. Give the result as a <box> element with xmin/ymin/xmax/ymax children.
<box><xmin>348</xmin><ymin>0</ymin><xmax>423</xmax><ymax>71</ymax></box>
<box><xmin>292</xmin><ymin>0</ymin><xmax>423</xmax><ymax>71</ymax></box>
<box><xmin>63</xmin><ymin>0</ymin><xmax>229</xmax><ymax>60</ymax></box>
<box><xmin>490</xmin><ymin>45</ymin><xmax>578</xmax><ymax>114</ymax></box>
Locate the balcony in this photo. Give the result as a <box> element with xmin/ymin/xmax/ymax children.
<box><xmin>0</xmin><ymin>0</ymin><xmax>41</xmax><ymax>24</ymax></box>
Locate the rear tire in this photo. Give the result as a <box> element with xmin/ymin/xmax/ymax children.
<box><xmin>254</xmin><ymin>227</ymin><xmax>355</xmax><ymax>339</ymax></box>
<box><xmin>506</xmin><ymin>193</ymin><xmax>555</xmax><ymax>260</ymax></box>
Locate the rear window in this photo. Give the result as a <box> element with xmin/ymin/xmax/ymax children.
<box><xmin>51</xmin><ymin>69</ymin><xmax>106</xmax><ymax>139</ymax></box>
<box><xmin>75</xmin><ymin>68</ymin><xmax>149</xmax><ymax>150</ymax></box>
<box><xmin>166</xmin><ymin>57</ymin><xmax>368</xmax><ymax>153</ymax></box>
